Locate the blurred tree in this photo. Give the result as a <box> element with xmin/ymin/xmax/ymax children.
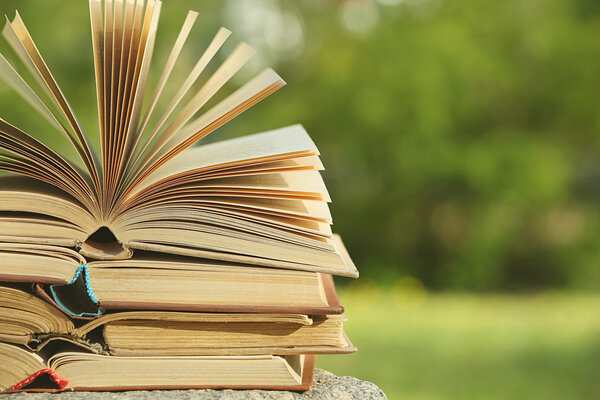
<box><xmin>0</xmin><ymin>0</ymin><xmax>599</xmax><ymax>290</ymax></box>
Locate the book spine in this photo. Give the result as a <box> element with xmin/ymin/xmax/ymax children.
<box><xmin>9</xmin><ymin>369</ymin><xmax>68</xmax><ymax>391</ymax></box>
<box><xmin>48</xmin><ymin>264</ymin><xmax>104</xmax><ymax>317</ymax></box>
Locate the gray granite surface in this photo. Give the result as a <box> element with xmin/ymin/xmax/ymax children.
<box><xmin>3</xmin><ymin>369</ymin><xmax>386</xmax><ymax>400</ymax></box>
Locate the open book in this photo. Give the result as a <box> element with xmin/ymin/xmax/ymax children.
<box><xmin>0</xmin><ymin>0</ymin><xmax>357</xmax><ymax>278</ymax></box>
<box><xmin>0</xmin><ymin>342</ymin><xmax>317</xmax><ymax>392</ymax></box>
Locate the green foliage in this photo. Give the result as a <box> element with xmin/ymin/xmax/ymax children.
<box><xmin>1</xmin><ymin>0</ymin><xmax>600</xmax><ymax>289</ymax></box>
<box><xmin>318</xmin><ymin>287</ymin><xmax>600</xmax><ymax>399</ymax></box>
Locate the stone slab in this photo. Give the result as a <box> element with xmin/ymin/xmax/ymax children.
<box><xmin>3</xmin><ymin>369</ymin><xmax>386</xmax><ymax>400</ymax></box>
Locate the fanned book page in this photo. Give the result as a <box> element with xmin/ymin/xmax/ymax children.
<box><xmin>0</xmin><ymin>0</ymin><xmax>357</xmax><ymax>278</ymax></box>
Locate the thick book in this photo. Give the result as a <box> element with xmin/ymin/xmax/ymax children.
<box><xmin>0</xmin><ymin>285</ymin><xmax>355</xmax><ymax>356</ymax></box>
<box><xmin>0</xmin><ymin>342</ymin><xmax>317</xmax><ymax>392</ymax></box>
<box><xmin>0</xmin><ymin>242</ymin><xmax>346</xmax><ymax>316</ymax></box>
<box><xmin>0</xmin><ymin>0</ymin><xmax>358</xmax><ymax>279</ymax></box>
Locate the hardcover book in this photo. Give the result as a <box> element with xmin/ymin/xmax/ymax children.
<box><xmin>0</xmin><ymin>342</ymin><xmax>317</xmax><ymax>392</ymax></box>
<box><xmin>0</xmin><ymin>241</ymin><xmax>348</xmax><ymax>316</ymax></box>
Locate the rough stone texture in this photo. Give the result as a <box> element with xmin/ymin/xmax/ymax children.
<box><xmin>3</xmin><ymin>369</ymin><xmax>386</xmax><ymax>400</ymax></box>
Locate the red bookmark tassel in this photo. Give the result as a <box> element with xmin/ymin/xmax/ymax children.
<box><xmin>10</xmin><ymin>368</ymin><xmax>68</xmax><ymax>391</ymax></box>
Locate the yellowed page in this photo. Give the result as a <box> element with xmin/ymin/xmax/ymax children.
<box><xmin>76</xmin><ymin>312</ymin><xmax>311</xmax><ymax>336</ymax></box>
<box><xmin>0</xmin><ymin>176</ymin><xmax>98</xmax><ymax>232</ymax></box>
<box><xmin>130</xmin><ymin>27</ymin><xmax>232</xmax><ymax>171</ymax></box>
<box><xmin>103</xmin><ymin>315</ymin><xmax>345</xmax><ymax>353</ymax></box>
<box><xmin>112</xmin><ymin>0</ymin><xmax>147</xmax><ymax>199</ymax></box>
<box><xmin>172</xmin><ymin>171</ymin><xmax>331</xmax><ymax>201</ymax></box>
<box><xmin>128</xmin><ymin>196</ymin><xmax>332</xmax><ymax>222</ymax></box>
<box><xmin>113</xmin><ymin>205</ymin><xmax>332</xmax><ymax>238</ymax></box>
<box><xmin>0</xmin><ymin>286</ymin><xmax>75</xmax><ymax>335</ymax></box>
<box><xmin>133</xmin><ymin>41</ymin><xmax>255</xmax><ymax>178</ymax></box>
<box><xmin>195</xmin><ymin>156</ymin><xmax>324</xmax><ymax>178</ymax></box>
<box><xmin>0</xmin><ymin>343</ymin><xmax>46</xmax><ymax>391</ymax></box>
<box><xmin>112</xmin><ymin>208</ymin><xmax>332</xmax><ymax>253</ymax></box>
<box><xmin>89</xmin><ymin>264</ymin><xmax>327</xmax><ymax>307</ymax></box>
<box><xmin>134</xmin><ymin>11</ymin><xmax>199</xmax><ymax>147</ymax></box>
<box><xmin>123</xmin><ymin>68</ymin><xmax>285</xmax><ymax>198</ymax></box>
<box><xmin>123</xmin><ymin>240</ymin><xmax>353</xmax><ymax>276</ymax></box>
<box><xmin>51</xmin><ymin>354</ymin><xmax>303</xmax><ymax>388</ymax></box>
<box><xmin>115</xmin><ymin>227</ymin><xmax>344</xmax><ymax>272</ymax></box>
<box><xmin>0</xmin><ymin>120</ymin><xmax>98</xmax><ymax>214</ymax></box>
<box><xmin>5</xmin><ymin>13</ymin><xmax>101</xmax><ymax>193</ymax></box>
<box><xmin>0</xmin><ymin>242</ymin><xmax>82</xmax><ymax>283</ymax></box>
<box><xmin>129</xmin><ymin>125</ymin><xmax>317</xmax><ymax>197</ymax></box>
<box><xmin>0</xmin><ymin>214</ymin><xmax>88</xmax><ymax>247</ymax></box>
<box><xmin>120</xmin><ymin>0</ymin><xmax>161</xmax><ymax>167</ymax></box>
<box><xmin>89</xmin><ymin>0</ymin><xmax>105</xmax><ymax>160</ymax></box>
<box><xmin>0</xmin><ymin>53</ymin><xmax>63</xmax><ymax>133</ymax></box>
<box><xmin>111</xmin><ymin>0</ymin><xmax>135</xmax><ymax>195</ymax></box>
<box><xmin>118</xmin><ymin>0</ymin><xmax>145</xmax><ymax>159</ymax></box>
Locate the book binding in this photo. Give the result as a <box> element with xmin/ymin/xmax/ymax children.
<box><xmin>9</xmin><ymin>369</ymin><xmax>68</xmax><ymax>391</ymax></box>
<box><xmin>49</xmin><ymin>265</ymin><xmax>104</xmax><ymax>317</ymax></box>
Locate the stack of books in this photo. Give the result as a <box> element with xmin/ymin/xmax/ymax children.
<box><xmin>0</xmin><ymin>0</ymin><xmax>358</xmax><ymax>393</ymax></box>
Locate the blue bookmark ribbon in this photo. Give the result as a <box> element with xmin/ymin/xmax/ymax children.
<box><xmin>49</xmin><ymin>264</ymin><xmax>104</xmax><ymax>317</ymax></box>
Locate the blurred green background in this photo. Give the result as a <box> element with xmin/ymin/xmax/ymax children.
<box><xmin>0</xmin><ymin>0</ymin><xmax>599</xmax><ymax>398</ymax></box>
